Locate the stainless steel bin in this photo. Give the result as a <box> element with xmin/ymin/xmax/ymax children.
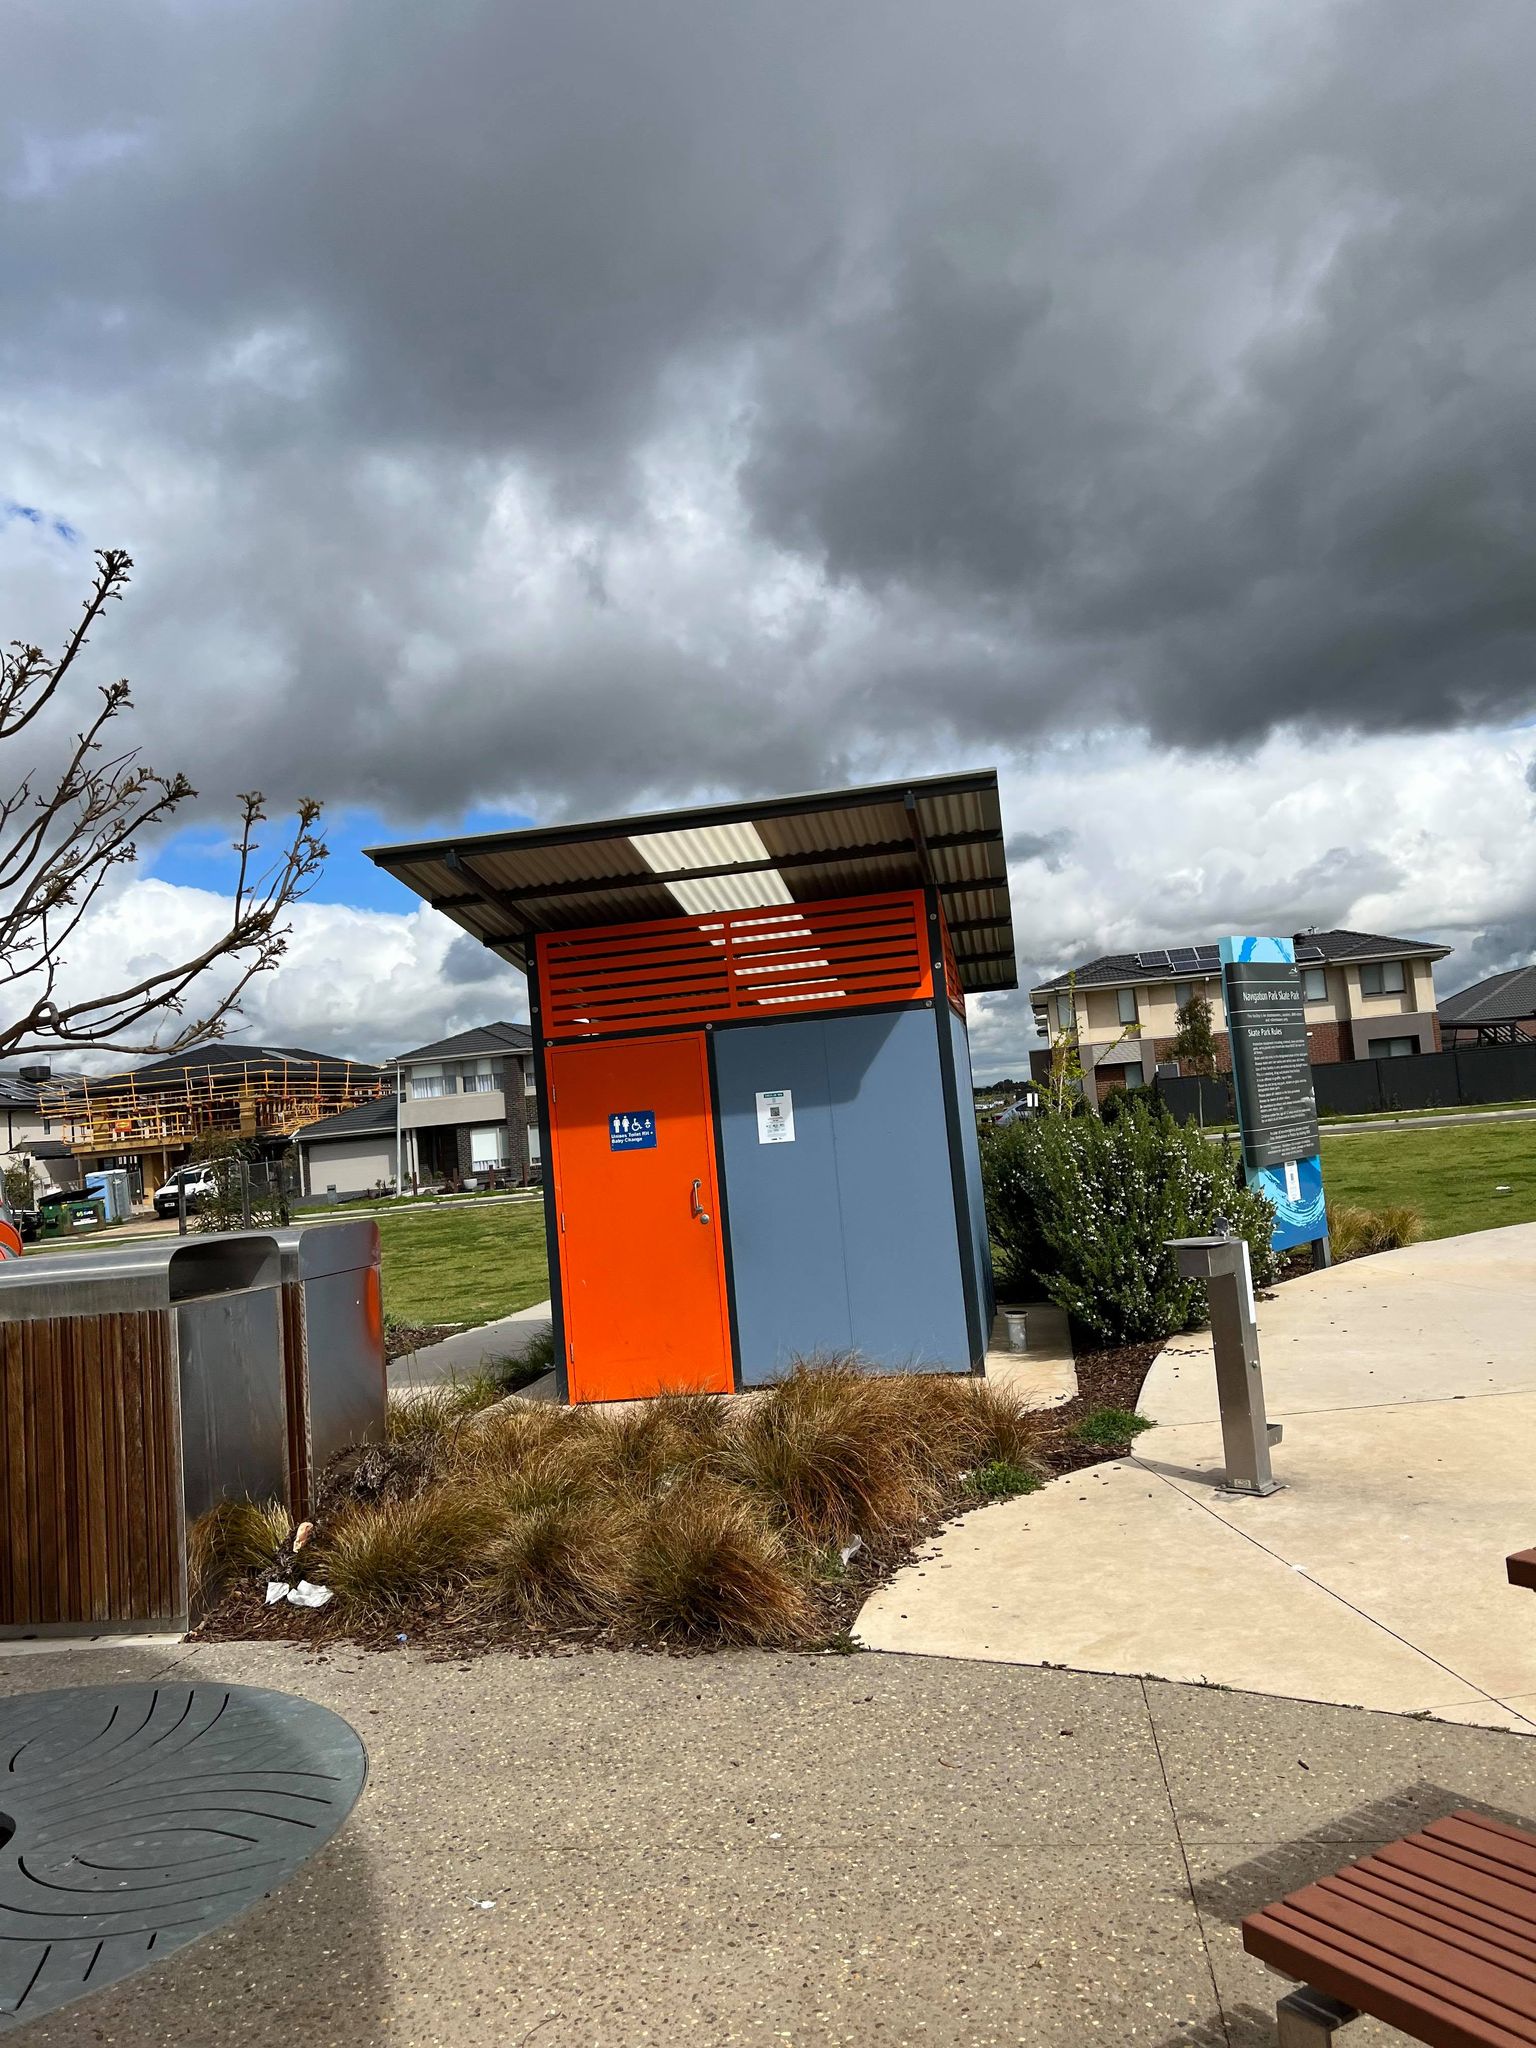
<box><xmin>273</xmin><ymin>1221</ymin><xmax>386</xmax><ymax>1519</ymax></box>
<box><xmin>0</xmin><ymin>1234</ymin><xmax>286</xmax><ymax>1631</ymax></box>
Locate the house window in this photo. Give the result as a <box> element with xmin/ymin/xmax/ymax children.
<box><xmin>1117</xmin><ymin>987</ymin><xmax>1139</xmax><ymax>1026</ymax></box>
<box><xmin>1173</xmin><ymin>982</ymin><xmax>1194</xmax><ymax>1012</ymax></box>
<box><xmin>1123</xmin><ymin>1061</ymin><xmax>1145</xmax><ymax>1090</ymax></box>
<box><xmin>470</xmin><ymin>1124</ymin><xmax>509</xmax><ymax>1170</ymax></box>
<box><xmin>461</xmin><ymin>1065</ymin><xmax>499</xmax><ymax>1094</ymax></box>
<box><xmin>1055</xmin><ymin>993</ymin><xmax>1074</xmax><ymax>1033</ymax></box>
<box><xmin>411</xmin><ymin>1075</ymin><xmax>453</xmax><ymax>1099</ymax></box>
<box><xmin>1368</xmin><ymin>1036</ymin><xmax>1416</xmax><ymax>1059</ymax></box>
<box><xmin>1302</xmin><ymin>967</ymin><xmax>1328</xmax><ymax>1003</ymax></box>
<box><xmin>1359</xmin><ymin>960</ymin><xmax>1406</xmax><ymax>997</ymax></box>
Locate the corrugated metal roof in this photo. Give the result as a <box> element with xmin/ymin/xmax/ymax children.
<box><xmin>367</xmin><ymin>770</ymin><xmax>1016</xmax><ymax>992</ymax></box>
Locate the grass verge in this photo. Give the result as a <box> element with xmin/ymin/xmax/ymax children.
<box><xmin>1318</xmin><ymin>1121</ymin><xmax>1536</xmax><ymax>1240</ymax></box>
<box><xmin>377</xmin><ymin>1200</ymin><xmax>549</xmax><ymax>1328</ymax></box>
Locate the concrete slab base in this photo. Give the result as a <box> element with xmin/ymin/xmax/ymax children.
<box><xmin>856</xmin><ymin>1224</ymin><xmax>1536</xmax><ymax>1734</ymax></box>
<box><xmin>8</xmin><ymin>1638</ymin><xmax>1534</xmax><ymax>2046</ymax></box>
<box><xmin>982</xmin><ymin>1301</ymin><xmax>1078</xmax><ymax>1408</ymax></box>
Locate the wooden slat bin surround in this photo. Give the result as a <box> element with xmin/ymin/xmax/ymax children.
<box><xmin>1</xmin><ymin>1311</ymin><xmax>184</xmax><ymax>1627</ymax></box>
<box><xmin>0</xmin><ymin>1234</ymin><xmax>289</xmax><ymax>1633</ymax></box>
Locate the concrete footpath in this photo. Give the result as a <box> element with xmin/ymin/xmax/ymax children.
<box><xmin>857</xmin><ymin>1223</ymin><xmax>1536</xmax><ymax>1731</ymax></box>
<box><xmin>389</xmin><ymin>1300</ymin><xmax>554</xmax><ymax>1392</ymax></box>
<box><xmin>4</xmin><ymin>1634</ymin><xmax>1534</xmax><ymax>2046</ymax></box>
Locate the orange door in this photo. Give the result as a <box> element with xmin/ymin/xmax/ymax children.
<box><xmin>548</xmin><ymin>1032</ymin><xmax>733</xmax><ymax>1402</ymax></box>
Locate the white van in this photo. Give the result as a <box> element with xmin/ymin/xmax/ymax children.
<box><xmin>152</xmin><ymin>1165</ymin><xmax>219</xmax><ymax>1218</ymax></box>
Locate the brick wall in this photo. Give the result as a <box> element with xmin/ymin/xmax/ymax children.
<box><xmin>1147</xmin><ymin>1021</ymin><xmax>1355</xmax><ymax>1073</ymax></box>
<box><xmin>504</xmin><ymin>1056</ymin><xmax>531</xmax><ymax>1184</ymax></box>
<box><xmin>1149</xmin><ymin>1033</ymin><xmax>1233</xmax><ymax>1076</ymax></box>
<box><xmin>1305</xmin><ymin>1021</ymin><xmax>1350</xmax><ymax>1064</ymax></box>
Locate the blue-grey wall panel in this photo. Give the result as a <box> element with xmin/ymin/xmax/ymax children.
<box><xmin>822</xmin><ymin>1008</ymin><xmax>971</xmax><ymax>1371</ymax></box>
<box><xmin>715</xmin><ymin>1008</ymin><xmax>970</xmax><ymax>1381</ymax></box>
<box><xmin>713</xmin><ymin>1018</ymin><xmax>854</xmax><ymax>1381</ymax></box>
<box><xmin>947</xmin><ymin>1004</ymin><xmax>996</xmax><ymax>1342</ymax></box>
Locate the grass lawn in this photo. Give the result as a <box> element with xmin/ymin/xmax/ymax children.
<box><xmin>1320</xmin><ymin>1120</ymin><xmax>1536</xmax><ymax>1240</ymax></box>
<box><xmin>377</xmin><ymin>1199</ymin><xmax>549</xmax><ymax>1328</ymax></box>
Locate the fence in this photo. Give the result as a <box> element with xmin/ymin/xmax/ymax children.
<box><xmin>1157</xmin><ymin>1041</ymin><xmax>1536</xmax><ymax>1127</ymax></box>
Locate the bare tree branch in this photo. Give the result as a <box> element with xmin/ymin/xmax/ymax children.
<box><xmin>0</xmin><ymin>552</ymin><xmax>328</xmax><ymax>1060</ymax></box>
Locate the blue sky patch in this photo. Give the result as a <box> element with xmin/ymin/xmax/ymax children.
<box><xmin>149</xmin><ymin>802</ymin><xmax>539</xmax><ymax>913</ymax></box>
<box><xmin>5</xmin><ymin>500</ymin><xmax>80</xmax><ymax>543</ymax></box>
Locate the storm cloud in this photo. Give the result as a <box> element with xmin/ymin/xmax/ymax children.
<box><xmin>6</xmin><ymin>0</ymin><xmax>1536</xmax><ymax>813</ymax></box>
<box><xmin>2</xmin><ymin>1</ymin><xmax>1535</xmax><ymax>1066</ymax></box>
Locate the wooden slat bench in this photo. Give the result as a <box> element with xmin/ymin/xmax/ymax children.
<box><xmin>1508</xmin><ymin>1551</ymin><xmax>1536</xmax><ymax>1592</ymax></box>
<box><xmin>1242</xmin><ymin>1811</ymin><xmax>1536</xmax><ymax>2045</ymax></box>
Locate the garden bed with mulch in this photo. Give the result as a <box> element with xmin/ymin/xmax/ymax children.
<box><xmin>384</xmin><ymin>1320</ymin><xmax>457</xmax><ymax>1361</ymax></box>
<box><xmin>192</xmin><ymin>1337</ymin><xmax>1168</xmax><ymax>1662</ymax></box>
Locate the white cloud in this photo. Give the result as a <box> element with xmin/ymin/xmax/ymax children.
<box><xmin>962</xmin><ymin>722</ymin><xmax>1535</xmax><ymax>1079</ymax></box>
<box><xmin>8</xmin><ymin>878</ymin><xmax>528</xmax><ymax>1072</ymax></box>
<box><xmin>6</xmin><ymin>725</ymin><xmax>1530</xmax><ymax>1087</ymax></box>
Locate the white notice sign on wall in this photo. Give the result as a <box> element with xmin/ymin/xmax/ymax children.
<box><xmin>756</xmin><ymin>1088</ymin><xmax>795</xmax><ymax>1144</ymax></box>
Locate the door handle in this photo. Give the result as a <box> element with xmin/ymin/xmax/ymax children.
<box><xmin>691</xmin><ymin>1178</ymin><xmax>711</xmax><ymax>1225</ymax></box>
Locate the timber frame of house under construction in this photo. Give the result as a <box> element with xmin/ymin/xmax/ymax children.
<box><xmin>39</xmin><ymin>1054</ymin><xmax>391</xmax><ymax>1183</ymax></box>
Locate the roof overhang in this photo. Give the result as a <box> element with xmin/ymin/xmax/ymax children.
<box><xmin>367</xmin><ymin>770</ymin><xmax>1017</xmax><ymax>994</ymax></box>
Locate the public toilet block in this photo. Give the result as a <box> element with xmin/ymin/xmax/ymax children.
<box><xmin>369</xmin><ymin>772</ymin><xmax>1016</xmax><ymax>1403</ymax></box>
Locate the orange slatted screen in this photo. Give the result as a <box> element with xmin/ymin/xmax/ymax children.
<box><xmin>938</xmin><ymin>906</ymin><xmax>966</xmax><ymax>1018</ymax></box>
<box><xmin>537</xmin><ymin>891</ymin><xmax>934</xmax><ymax>1040</ymax></box>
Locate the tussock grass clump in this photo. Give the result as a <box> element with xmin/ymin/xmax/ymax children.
<box><xmin>189</xmin><ymin>1496</ymin><xmax>290</xmax><ymax>1603</ymax></box>
<box><xmin>230</xmin><ymin>1356</ymin><xmax>1059</xmax><ymax>1651</ymax></box>
<box><xmin>613</xmin><ymin>1481</ymin><xmax>810</xmax><ymax>1647</ymax></box>
<box><xmin>962</xmin><ymin>1381</ymin><xmax>1051</xmax><ymax>1472</ymax></box>
<box><xmin>471</xmin><ymin>1498</ymin><xmax>623</xmax><ymax>1630</ymax></box>
<box><xmin>315</xmin><ymin>1488</ymin><xmax>498</xmax><ymax>1616</ymax></box>
<box><xmin>1329</xmin><ymin>1203</ymin><xmax>1423</xmax><ymax>1261</ymax></box>
<box><xmin>581</xmin><ymin>1391</ymin><xmax>729</xmax><ymax>1499</ymax></box>
<box><xmin>325</xmin><ymin>1375</ymin><xmax>510</xmax><ymax>1509</ymax></box>
<box><xmin>726</xmin><ymin>1360</ymin><xmax>936</xmax><ymax>1542</ymax></box>
<box><xmin>457</xmin><ymin>1397</ymin><xmax>594</xmax><ymax>1479</ymax></box>
<box><xmin>868</xmin><ymin>1372</ymin><xmax>1048</xmax><ymax>1479</ymax></box>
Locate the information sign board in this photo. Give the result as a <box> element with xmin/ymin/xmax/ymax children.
<box><xmin>1219</xmin><ymin>936</ymin><xmax>1328</xmax><ymax>1254</ymax></box>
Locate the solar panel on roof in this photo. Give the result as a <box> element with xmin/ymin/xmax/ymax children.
<box><xmin>1168</xmin><ymin>947</ymin><xmax>1201</xmax><ymax>965</ymax></box>
<box><xmin>1137</xmin><ymin>950</ymin><xmax>1171</xmax><ymax>969</ymax></box>
<box><xmin>1295</xmin><ymin>944</ymin><xmax>1324</xmax><ymax>962</ymax></box>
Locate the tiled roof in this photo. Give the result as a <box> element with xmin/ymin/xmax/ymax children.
<box><xmin>1440</xmin><ymin>965</ymin><xmax>1536</xmax><ymax>1024</ymax></box>
<box><xmin>293</xmin><ymin>1095</ymin><xmax>399</xmax><ymax>1144</ymax></box>
<box><xmin>394</xmin><ymin>1021</ymin><xmax>532</xmax><ymax>1064</ymax></box>
<box><xmin>1030</xmin><ymin>927</ymin><xmax>1449</xmax><ymax>997</ymax></box>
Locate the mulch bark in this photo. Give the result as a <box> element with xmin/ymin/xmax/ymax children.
<box><xmin>384</xmin><ymin>1321</ymin><xmax>456</xmax><ymax>1360</ymax></box>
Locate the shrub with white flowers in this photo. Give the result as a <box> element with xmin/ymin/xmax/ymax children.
<box><xmin>981</xmin><ymin>1093</ymin><xmax>1277</xmax><ymax>1345</ymax></box>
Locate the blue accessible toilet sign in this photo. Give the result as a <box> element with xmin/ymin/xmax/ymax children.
<box><xmin>609</xmin><ymin>1110</ymin><xmax>657</xmax><ymax>1151</ymax></box>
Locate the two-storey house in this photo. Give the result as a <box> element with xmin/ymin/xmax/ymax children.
<box><xmin>1030</xmin><ymin>928</ymin><xmax>1450</xmax><ymax>1102</ymax></box>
